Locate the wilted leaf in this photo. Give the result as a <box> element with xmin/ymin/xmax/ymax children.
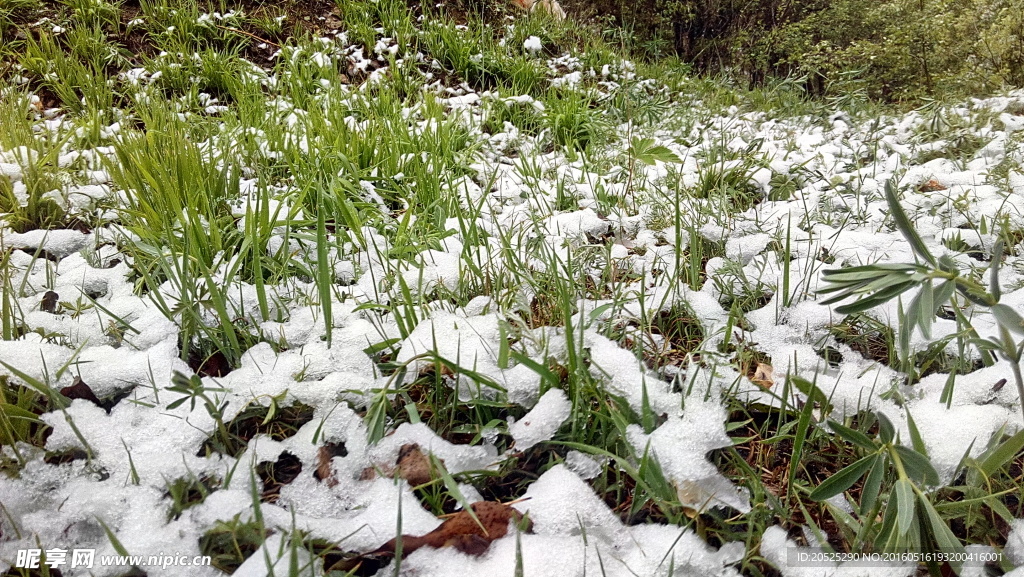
<box><xmin>314</xmin><ymin>443</ymin><xmax>348</xmax><ymax>487</ymax></box>
<box><xmin>396</xmin><ymin>443</ymin><xmax>436</xmax><ymax>487</ymax></box>
<box><xmin>366</xmin><ymin>501</ymin><xmax>531</xmax><ymax>558</ymax></box>
<box><xmin>751</xmin><ymin>362</ymin><xmax>774</xmax><ymax>387</ymax></box>
<box><xmin>40</xmin><ymin>291</ymin><xmax>59</xmax><ymax>314</ymax></box>
<box><xmin>60</xmin><ymin>377</ymin><xmax>103</xmax><ymax>409</ymax></box>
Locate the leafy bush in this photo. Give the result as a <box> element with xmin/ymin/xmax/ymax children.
<box><xmin>583</xmin><ymin>0</ymin><xmax>1024</xmax><ymax>101</ymax></box>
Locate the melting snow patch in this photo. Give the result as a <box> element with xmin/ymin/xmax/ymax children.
<box><xmin>4</xmin><ymin>229</ymin><xmax>90</xmax><ymax>259</ymax></box>
<box><xmin>508</xmin><ymin>388</ymin><xmax>571</xmax><ymax>450</ymax></box>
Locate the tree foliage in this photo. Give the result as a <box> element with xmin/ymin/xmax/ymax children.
<box><xmin>586</xmin><ymin>0</ymin><xmax>1024</xmax><ymax>100</ymax></box>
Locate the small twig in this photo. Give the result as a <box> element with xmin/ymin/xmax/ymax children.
<box><xmin>504</xmin><ymin>496</ymin><xmax>532</xmax><ymax>506</ymax></box>
<box><xmin>214</xmin><ymin>24</ymin><xmax>280</xmax><ymax>48</ymax></box>
<box><xmin>435</xmin><ymin>497</ymin><xmax>532</xmax><ymax>520</ymax></box>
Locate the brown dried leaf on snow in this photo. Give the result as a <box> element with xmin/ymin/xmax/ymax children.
<box><xmin>317</xmin><ymin>442</ymin><xmax>438</xmax><ymax>488</ymax></box>
<box><xmin>395</xmin><ymin>443</ymin><xmax>436</xmax><ymax>487</ymax></box>
<box><xmin>313</xmin><ymin>443</ymin><xmax>348</xmax><ymax>487</ymax></box>
<box><xmin>367</xmin><ymin>500</ymin><xmax>531</xmax><ymax>558</ymax></box>
<box><xmin>60</xmin><ymin>377</ymin><xmax>103</xmax><ymax>408</ymax></box>
<box><xmin>918</xmin><ymin>178</ymin><xmax>947</xmax><ymax>192</ymax></box>
<box><xmin>40</xmin><ymin>291</ymin><xmax>59</xmax><ymax>314</ymax></box>
<box><xmin>751</xmin><ymin>362</ymin><xmax>774</xmax><ymax>388</ymax></box>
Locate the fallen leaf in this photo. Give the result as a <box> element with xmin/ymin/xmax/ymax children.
<box><xmin>40</xmin><ymin>291</ymin><xmax>59</xmax><ymax>314</ymax></box>
<box><xmin>314</xmin><ymin>443</ymin><xmax>348</xmax><ymax>488</ymax></box>
<box><xmin>918</xmin><ymin>178</ymin><xmax>947</xmax><ymax>192</ymax></box>
<box><xmin>395</xmin><ymin>443</ymin><xmax>435</xmax><ymax>487</ymax></box>
<box><xmin>751</xmin><ymin>362</ymin><xmax>774</xmax><ymax>387</ymax></box>
<box><xmin>60</xmin><ymin>377</ymin><xmax>103</xmax><ymax>409</ymax></box>
<box><xmin>367</xmin><ymin>501</ymin><xmax>530</xmax><ymax>558</ymax></box>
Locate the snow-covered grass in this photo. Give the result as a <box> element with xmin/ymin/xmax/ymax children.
<box><xmin>2</xmin><ymin>1</ymin><xmax>1024</xmax><ymax>576</ymax></box>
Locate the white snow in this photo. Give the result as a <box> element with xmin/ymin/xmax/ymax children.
<box><xmin>1</xmin><ymin>26</ymin><xmax>1023</xmax><ymax>577</ymax></box>
<box><xmin>508</xmin><ymin>388</ymin><xmax>571</xmax><ymax>450</ymax></box>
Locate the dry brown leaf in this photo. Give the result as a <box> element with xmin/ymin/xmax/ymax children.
<box><xmin>367</xmin><ymin>501</ymin><xmax>530</xmax><ymax>558</ymax></box>
<box><xmin>918</xmin><ymin>178</ymin><xmax>947</xmax><ymax>192</ymax></box>
<box><xmin>40</xmin><ymin>291</ymin><xmax>59</xmax><ymax>314</ymax></box>
<box><xmin>313</xmin><ymin>443</ymin><xmax>348</xmax><ymax>487</ymax></box>
<box><xmin>751</xmin><ymin>362</ymin><xmax>774</xmax><ymax>387</ymax></box>
<box><xmin>395</xmin><ymin>443</ymin><xmax>435</xmax><ymax>487</ymax></box>
<box><xmin>60</xmin><ymin>377</ymin><xmax>103</xmax><ymax>408</ymax></box>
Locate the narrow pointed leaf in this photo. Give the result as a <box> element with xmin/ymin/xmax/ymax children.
<box><xmin>875</xmin><ymin>493</ymin><xmax>899</xmax><ymax>550</ymax></box>
<box><xmin>956</xmin><ymin>284</ymin><xmax>994</xmax><ymax>307</ymax></box>
<box><xmin>905</xmin><ymin>409</ymin><xmax>928</xmax><ymax>457</ymax></box>
<box><xmin>860</xmin><ymin>454</ymin><xmax>885</xmax><ymax>515</ymax></box>
<box><xmin>877</xmin><ymin>412</ymin><xmax>895</xmax><ymax>444</ymax></box>
<box><xmin>934</xmin><ymin>279</ymin><xmax>955</xmax><ymax>302</ymax></box>
<box><xmin>885</xmin><ymin>179</ymin><xmax>936</xmax><ymax>266</ymax></box>
<box><xmin>990</xmin><ymin>239</ymin><xmax>1004</xmax><ymax>302</ymax></box>
<box><xmin>809</xmin><ymin>454</ymin><xmax>877</xmax><ymax>501</ymax></box>
<box><xmin>829</xmin><ymin>420</ymin><xmax>877</xmax><ymax>451</ymax></box>
<box><xmin>917</xmin><ymin>281</ymin><xmax>934</xmax><ymax>339</ymax></box>
<box><xmin>919</xmin><ymin>494</ymin><xmax>964</xmax><ymax>566</ymax></box>
<box><xmin>991</xmin><ymin>303</ymin><xmax>1024</xmax><ymax>336</ymax></box>
<box><xmin>979</xmin><ymin>428</ymin><xmax>1024</xmax><ymax>478</ymax></box>
<box><xmin>833</xmin><ymin>281</ymin><xmax>919</xmax><ymax>314</ymax></box>
<box><xmin>894</xmin><ymin>478</ymin><xmax>916</xmax><ymax>537</ymax></box>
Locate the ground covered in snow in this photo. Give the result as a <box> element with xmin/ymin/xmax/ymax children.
<box><xmin>2</xmin><ymin>2</ymin><xmax>1024</xmax><ymax>576</ymax></box>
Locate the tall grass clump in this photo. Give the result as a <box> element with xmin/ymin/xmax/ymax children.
<box><xmin>105</xmin><ymin>111</ymin><xmax>261</xmax><ymax>369</ymax></box>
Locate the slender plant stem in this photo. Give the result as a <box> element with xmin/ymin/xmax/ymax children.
<box><xmin>1009</xmin><ymin>357</ymin><xmax>1024</xmax><ymax>424</ymax></box>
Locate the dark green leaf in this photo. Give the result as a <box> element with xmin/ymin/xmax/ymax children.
<box><xmin>790</xmin><ymin>376</ymin><xmax>831</xmax><ymax>412</ymax></box>
<box><xmin>165</xmin><ymin>397</ymin><xmax>189</xmax><ymax>410</ymax></box>
<box><xmin>860</xmin><ymin>453</ymin><xmax>885</xmax><ymax>515</ymax></box>
<box><xmin>919</xmin><ymin>494</ymin><xmax>964</xmax><ymax>564</ymax></box>
<box><xmin>894</xmin><ymin>478</ymin><xmax>916</xmax><ymax>537</ymax></box>
<box><xmin>509</xmin><ymin>350</ymin><xmax>561</xmax><ymax>393</ymax></box>
<box><xmin>630</xmin><ymin>137</ymin><xmax>681</xmax><ymax>165</ymax></box>
<box><xmin>809</xmin><ymin>454</ymin><xmax>877</xmax><ymax>501</ymax></box>
<box><xmin>979</xmin><ymin>428</ymin><xmax>1024</xmax><ymax>478</ymax></box>
<box><xmin>885</xmin><ymin>179</ymin><xmax>936</xmax><ymax>266</ymax></box>
<box><xmin>875</xmin><ymin>491</ymin><xmax>899</xmax><ymax>549</ymax></box>
<box><xmin>877</xmin><ymin>412</ymin><xmax>895</xmax><ymax>444</ymax></box>
<box><xmin>905</xmin><ymin>408</ymin><xmax>928</xmax><ymax>456</ymax></box>
<box><xmin>788</xmin><ymin>391</ymin><xmax>817</xmax><ymax>495</ymax></box>
<box><xmin>829</xmin><ymin>420</ymin><xmax>877</xmax><ymax>451</ymax></box>
<box><xmin>430</xmin><ymin>454</ymin><xmax>486</xmax><ymax>532</ymax></box>
<box><xmin>97</xmin><ymin>517</ymin><xmax>133</xmax><ymax>558</ymax></box>
<box><xmin>894</xmin><ymin>445</ymin><xmax>940</xmax><ymax>486</ymax></box>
